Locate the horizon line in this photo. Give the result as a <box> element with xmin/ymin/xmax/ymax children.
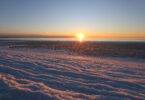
<box><xmin>0</xmin><ymin>33</ymin><xmax>145</xmax><ymax>39</ymax></box>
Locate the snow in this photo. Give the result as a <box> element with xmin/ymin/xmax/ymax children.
<box><xmin>0</xmin><ymin>47</ymin><xmax>145</xmax><ymax>100</ymax></box>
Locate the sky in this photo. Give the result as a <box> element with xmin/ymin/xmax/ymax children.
<box><xmin>0</xmin><ymin>0</ymin><xmax>145</xmax><ymax>38</ymax></box>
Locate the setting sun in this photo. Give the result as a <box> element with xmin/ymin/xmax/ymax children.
<box><xmin>77</xmin><ymin>33</ymin><xmax>85</xmax><ymax>42</ymax></box>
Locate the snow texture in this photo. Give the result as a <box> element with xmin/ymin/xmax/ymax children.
<box><xmin>0</xmin><ymin>47</ymin><xmax>145</xmax><ymax>100</ymax></box>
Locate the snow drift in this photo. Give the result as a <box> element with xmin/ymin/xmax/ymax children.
<box><xmin>0</xmin><ymin>48</ymin><xmax>145</xmax><ymax>100</ymax></box>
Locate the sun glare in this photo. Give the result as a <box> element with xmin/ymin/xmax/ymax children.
<box><xmin>77</xmin><ymin>33</ymin><xmax>84</xmax><ymax>42</ymax></box>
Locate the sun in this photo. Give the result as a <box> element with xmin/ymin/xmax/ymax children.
<box><xmin>77</xmin><ymin>33</ymin><xmax>85</xmax><ymax>42</ymax></box>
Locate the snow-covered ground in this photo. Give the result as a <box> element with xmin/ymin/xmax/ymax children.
<box><xmin>0</xmin><ymin>47</ymin><xmax>145</xmax><ymax>100</ymax></box>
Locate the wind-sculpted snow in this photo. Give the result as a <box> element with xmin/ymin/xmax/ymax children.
<box><xmin>0</xmin><ymin>48</ymin><xmax>145</xmax><ymax>100</ymax></box>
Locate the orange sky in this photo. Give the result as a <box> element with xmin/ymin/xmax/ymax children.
<box><xmin>0</xmin><ymin>32</ymin><xmax>145</xmax><ymax>39</ymax></box>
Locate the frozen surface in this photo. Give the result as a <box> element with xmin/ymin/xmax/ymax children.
<box><xmin>0</xmin><ymin>47</ymin><xmax>145</xmax><ymax>100</ymax></box>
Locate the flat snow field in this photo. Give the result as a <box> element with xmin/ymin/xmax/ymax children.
<box><xmin>0</xmin><ymin>48</ymin><xmax>145</xmax><ymax>100</ymax></box>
